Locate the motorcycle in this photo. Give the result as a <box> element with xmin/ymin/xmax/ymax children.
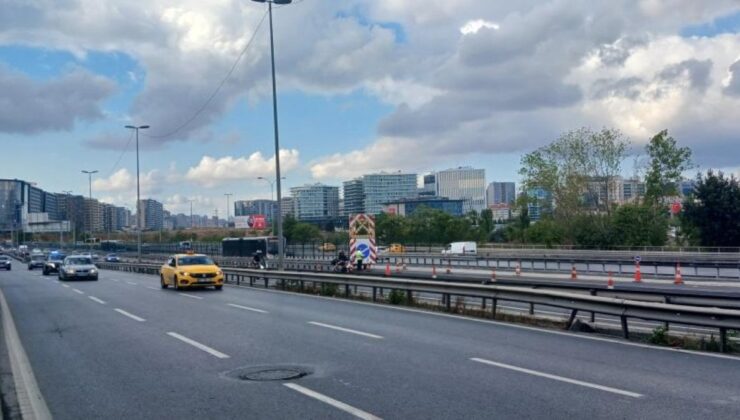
<box><xmin>331</xmin><ymin>259</ymin><xmax>349</xmax><ymax>273</ymax></box>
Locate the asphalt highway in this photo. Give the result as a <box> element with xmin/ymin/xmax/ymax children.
<box><xmin>2</xmin><ymin>267</ymin><xmax>740</xmax><ymax>419</ymax></box>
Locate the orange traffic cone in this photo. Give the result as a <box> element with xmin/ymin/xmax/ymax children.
<box><xmin>432</xmin><ymin>264</ymin><xmax>437</xmax><ymax>279</ymax></box>
<box><xmin>385</xmin><ymin>263</ymin><xmax>391</xmax><ymax>277</ymax></box>
<box><xmin>607</xmin><ymin>272</ymin><xmax>614</xmax><ymax>289</ymax></box>
<box><xmin>570</xmin><ymin>265</ymin><xmax>578</xmax><ymax>280</ymax></box>
<box><xmin>634</xmin><ymin>262</ymin><xmax>642</xmax><ymax>283</ymax></box>
<box><xmin>515</xmin><ymin>263</ymin><xmax>521</xmax><ymax>277</ymax></box>
<box><xmin>674</xmin><ymin>262</ymin><xmax>684</xmax><ymax>285</ymax></box>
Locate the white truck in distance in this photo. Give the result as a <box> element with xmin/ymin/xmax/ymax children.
<box><xmin>441</xmin><ymin>241</ymin><xmax>477</xmax><ymax>255</ymax></box>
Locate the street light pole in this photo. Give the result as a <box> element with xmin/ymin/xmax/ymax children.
<box><xmin>125</xmin><ymin>125</ymin><xmax>150</xmax><ymax>262</ymax></box>
<box><xmin>81</xmin><ymin>170</ymin><xmax>98</xmax><ymax>253</ymax></box>
<box><xmin>224</xmin><ymin>193</ymin><xmax>233</xmax><ymax>227</ymax></box>
<box><xmin>252</xmin><ymin>0</ymin><xmax>292</xmax><ymax>270</ymax></box>
<box><xmin>189</xmin><ymin>200</ymin><xmax>195</xmax><ymax>229</ymax></box>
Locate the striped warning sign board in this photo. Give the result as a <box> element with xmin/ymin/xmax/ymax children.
<box><xmin>349</xmin><ymin>214</ymin><xmax>376</xmax><ymax>264</ymax></box>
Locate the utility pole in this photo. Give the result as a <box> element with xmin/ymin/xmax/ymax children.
<box><xmin>224</xmin><ymin>193</ymin><xmax>233</xmax><ymax>228</ymax></box>
<box><xmin>124</xmin><ymin>125</ymin><xmax>150</xmax><ymax>262</ymax></box>
<box><xmin>81</xmin><ymin>170</ymin><xmax>98</xmax><ymax>253</ymax></box>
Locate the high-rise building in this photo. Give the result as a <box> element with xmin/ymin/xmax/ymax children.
<box><xmin>342</xmin><ymin>172</ymin><xmax>418</xmax><ymax>216</ymax></box>
<box><xmin>291</xmin><ymin>184</ymin><xmax>339</xmax><ymax>223</ymax></box>
<box><xmin>234</xmin><ymin>199</ymin><xmax>277</xmax><ymax>221</ymax></box>
<box><xmin>527</xmin><ymin>187</ymin><xmax>552</xmax><ymax>222</ymax></box>
<box><xmin>280</xmin><ymin>197</ymin><xmax>295</xmax><ymax>218</ymax></box>
<box><xmin>0</xmin><ymin>179</ymin><xmax>23</xmax><ymax>234</ymax></box>
<box><xmin>83</xmin><ymin>198</ymin><xmax>104</xmax><ymax>233</ymax></box>
<box><xmin>57</xmin><ymin>193</ymin><xmax>85</xmax><ymax>236</ymax></box>
<box><xmin>342</xmin><ymin>178</ymin><xmax>365</xmax><ymax>216</ymax></box>
<box><xmin>138</xmin><ymin>199</ymin><xmax>164</xmax><ymax>230</ymax></box>
<box><xmin>486</xmin><ymin>182</ymin><xmax>516</xmax><ymax>206</ymax></box>
<box><xmin>434</xmin><ymin>167</ymin><xmax>486</xmax><ymax>213</ymax></box>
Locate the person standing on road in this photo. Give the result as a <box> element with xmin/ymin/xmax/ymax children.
<box><xmin>354</xmin><ymin>249</ymin><xmax>364</xmax><ymax>272</ymax></box>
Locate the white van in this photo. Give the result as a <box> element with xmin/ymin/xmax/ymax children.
<box><xmin>441</xmin><ymin>241</ymin><xmax>477</xmax><ymax>255</ymax></box>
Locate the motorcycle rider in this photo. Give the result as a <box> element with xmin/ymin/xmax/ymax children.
<box><xmin>251</xmin><ymin>250</ymin><xmax>264</xmax><ymax>269</ymax></box>
<box><xmin>333</xmin><ymin>251</ymin><xmax>349</xmax><ymax>272</ymax></box>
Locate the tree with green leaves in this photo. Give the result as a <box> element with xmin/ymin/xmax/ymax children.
<box><xmin>520</xmin><ymin>127</ymin><xmax>629</xmax><ymax>222</ymax></box>
<box><xmin>611</xmin><ymin>204</ymin><xmax>668</xmax><ymax>246</ymax></box>
<box><xmin>682</xmin><ymin>171</ymin><xmax>740</xmax><ymax>246</ymax></box>
<box><xmin>644</xmin><ymin>130</ymin><xmax>693</xmax><ymax>207</ymax></box>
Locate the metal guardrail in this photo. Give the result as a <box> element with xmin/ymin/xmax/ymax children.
<box><xmin>98</xmin><ymin>262</ymin><xmax>740</xmax><ymax>352</ymax></box>
<box><xmin>109</xmin><ymin>256</ymin><xmax>740</xmax><ymax>310</ymax></box>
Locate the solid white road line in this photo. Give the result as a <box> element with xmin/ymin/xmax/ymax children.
<box><xmin>178</xmin><ymin>293</ymin><xmax>204</xmax><ymax>300</ymax></box>
<box><xmin>126</xmin><ymin>281</ymin><xmax>138</xmax><ymax>285</ymax></box>
<box><xmin>88</xmin><ymin>296</ymin><xmax>106</xmax><ymax>305</ymax></box>
<box><xmin>72</xmin><ymin>288</ymin><xmax>84</xmax><ymax>295</ymax></box>
<box><xmin>284</xmin><ymin>383</ymin><xmax>382</xmax><ymax>420</ymax></box>
<box><xmin>166</xmin><ymin>332</ymin><xmax>229</xmax><ymax>359</ymax></box>
<box><xmin>470</xmin><ymin>357</ymin><xmax>643</xmax><ymax>398</ymax></box>
<box><xmin>61</xmin><ymin>284</ymin><xmax>70</xmax><ymax>288</ymax></box>
<box><xmin>308</xmin><ymin>321</ymin><xmax>383</xmax><ymax>340</ymax></box>
<box><xmin>114</xmin><ymin>308</ymin><xmax>146</xmax><ymax>322</ymax></box>
<box><xmin>227</xmin><ymin>303</ymin><xmax>268</xmax><ymax>314</ymax></box>
<box><xmin>0</xmin><ymin>288</ymin><xmax>53</xmax><ymax>420</ymax></box>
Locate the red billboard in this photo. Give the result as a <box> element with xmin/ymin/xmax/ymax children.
<box><xmin>234</xmin><ymin>214</ymin><xmax>267</xmax><ymax>229</ymax></box>
<box><xmin>247</xmin><ymin>214</ymin><xmax>267</xmax><ymax>229</ymax></box>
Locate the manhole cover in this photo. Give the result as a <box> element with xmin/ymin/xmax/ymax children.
<box><xmin>224</xmin><ymin>365</ymin><xmax>313</xmax><ymax>382</ymax></box>
<box><xmin>241</xmin><ymin>368</ymin><xmax>307</xmax><ymax>381</ymax></box>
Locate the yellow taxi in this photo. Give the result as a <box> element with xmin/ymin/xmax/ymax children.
<box><xmin>160</xmin><ymin>253</ymin><xmax>224</xmax><ymax>290</ymax></box>
<box><xmin>389</xmin><ymin>243</ymin><xmax>406</xmax><ymax>253</ymax></box>
<box><xmin>318</xmin><ymin>242</ymin><xmax>336</xmax><ymax>252</ymax></box>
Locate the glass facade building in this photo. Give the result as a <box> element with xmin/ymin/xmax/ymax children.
<box><xmin>342</xmin><ymin>172</ymin><xmax>418</xmax><ymax>216</ymax></box>
<box><xmin>434</xmin><ymin>167</ymin><xmax>486</xmax><ymax>213</ymax></box>
<box><xmin>291</xmin><ymin>184</ymin><xmax>339</xmax><ymax>223</ymax></box>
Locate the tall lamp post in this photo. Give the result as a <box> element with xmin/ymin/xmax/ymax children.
<box><xmin>125</xmin><ymin>124</ymin><xmax>150</xmax><ymax>262</ymax></box>
<box><xmin>252</xmin><ymin>0</ymin><xmax>292</xmax><ymax>270</ymax></box>
<box><xmin>81</xmin><ymin>170</ymin><xmax>98</xmax><ymax>253</ymax></box>
<box><xmin>224</xmin><ymin>193</ymin><xmax>233</xmax><ymax>227</ymax></box>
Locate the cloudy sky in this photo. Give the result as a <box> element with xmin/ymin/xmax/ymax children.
<box><xmin>1</xmin><ymin>0</ymin><xmax>738</xmax><ymax>216</ymax></box>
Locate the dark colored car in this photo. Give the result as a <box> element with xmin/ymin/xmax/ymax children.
<box><xmin>43</xmin><ymin>252</ymin><xmax>66</xmax><ymax>275</ymax></box>
<box><xmin>0</xmin><ymin>256</ymin><xmax>11</xmax><ymax>271</ymax></box>
<box><xmin>28</xmin><ymin>254</ymin><xmax>46</xmax><ymax>270</ymax></box>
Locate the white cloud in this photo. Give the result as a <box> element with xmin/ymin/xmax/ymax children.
<box><xmin>92</xmin><ymin>168</ymin><xmax>163</xmax><ymax>194</ymax></box>
<box><xmin>460</xmin><ymin>19</ymin><xmax>499</xmax><ymax>35</ymax></box>
<box><xmin>185</xmin><ymin>149</ymin><xmax>300</xmax><ymax>187</ymax></box>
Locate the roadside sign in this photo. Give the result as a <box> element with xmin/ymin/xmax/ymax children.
<box><xmin>349</xmin><ymin>214</ymin><xmax>377</xmax><ymax>264</ymax></box>
<box><xmin>633</xmin><ymin>255</ymin><xmax>641</xmax><ymax>263</ymax></box>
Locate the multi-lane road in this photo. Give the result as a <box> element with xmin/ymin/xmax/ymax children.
<box><xmin>2</xmin><ymin>267</ymin><xmax>740</xmax><ymax>419</ymax></box>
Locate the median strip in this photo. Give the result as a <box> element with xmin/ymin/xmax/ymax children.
<box><xmin>114</xmin><ymin>308</ymin><xmax>146</xmax><ymax>322</ymax></box>
<box><xmin>227</xmin><ymin>303</ymin><xmax>268</xmax><ymax>314</ymax></box>
<box><xmin>284</xmin><ymin>383</ymin><xmax>382</xmax><ymax>420</ymax></box>
<box><xmin>308</xmin><ymin>321</ymin><xmax>383</xmax><ymax>340</ymax></box>
<box><xmin>166</xmin><ymin>332</ymin><xmax>229</xmax><ymax>359</ymax></box>
<box><xmin>470</xmin><ymin>357</ymin><xmax>643</xmax><ymax>398</ymax></box>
